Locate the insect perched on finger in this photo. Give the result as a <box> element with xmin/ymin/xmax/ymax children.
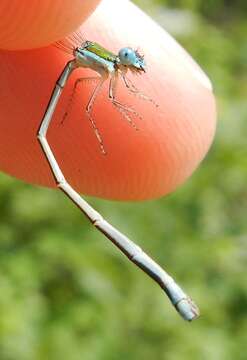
<box><xmin>55</xmin><ymin>37</ymin><xmax>158</xmax><ymax>154</ymax></box>
<box><xmin>37</xmin><ymin>35</ymin><xmax>199</xmax><ymax>322</ymax></box>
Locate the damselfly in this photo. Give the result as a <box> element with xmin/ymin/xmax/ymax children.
<box><xmin>37</xmin><ymin>36</ymin><xmax>199</xmax><ymax>321</ymax></box>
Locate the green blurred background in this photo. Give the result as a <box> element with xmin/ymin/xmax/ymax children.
<box><xmin>0</xmin><ymin>0</ymin><xmax>247</xmax><ymax>359</ymax></box>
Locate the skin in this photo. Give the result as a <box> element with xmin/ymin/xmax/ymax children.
<box><xmin>0</xmin><ymin>0</ymin><xmax>101</xmax><ymax>50</ymax></box>
<box><xmin>0</xmin><ymin>0</ymin><xmax>216</xmax><ymax>201</ymax></box>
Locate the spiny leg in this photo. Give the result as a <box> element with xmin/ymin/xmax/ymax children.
<box><xmin>108</xmin><ymin>73</ymin><xmax>141</xmax><ymax>130</ymax></box>
<box><xmin>121</xmin><ymin>73</ymin><xmax>159</xmax><ymax>108</ymax></box>
<box><xmin>61</xmin><ymin>76</ymin><xmax>99</xmax><ymax>125</ymax></box>
<box><xmin>61</xmin><ymin>73</ymin><xmax>107</xmax><ymax>154</ymax></box>
<box><xmin>84</xmin><ymin>73</ymin><xmax>109</xmax><ymax>155</ymax></box>
<box><xmin>37</xmin><ymin>61</ymin><xmax>199</xmax><ymax>321</ymax></box>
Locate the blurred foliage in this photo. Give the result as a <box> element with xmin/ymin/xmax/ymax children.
<box><xmin>0</xmin><ymin>1</ymin><xmax>247</xmax><ymax>359</ymax></box>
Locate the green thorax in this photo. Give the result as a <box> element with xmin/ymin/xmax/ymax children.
<box><xmin>84</xmin><ymin>41</ymin><xmax>118</xmax><ymax>63</ymax></box>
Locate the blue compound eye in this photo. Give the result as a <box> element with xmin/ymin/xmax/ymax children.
<box><xmin>118</xmin><ymin>47</ymin><xmax>137</xmax><ymax>66</ymax></box>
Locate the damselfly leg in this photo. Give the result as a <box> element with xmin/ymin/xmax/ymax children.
<box><xmin>61</xmin><ymin>76</ymin><xmax>99</xmax><ymax>125</ymax></box>
<box><xmin>121</xmin><ymin>72</ymin><xmax>159</xmax><ymax>107</ymax></box>
<box><xmin>109</xmin><ymin>73</ymin><xmax>140</xmax><ymax>130</ymax></box>
<box><xmin>61</xmin><ymin>73</ymin><xmax>107</xmax><ymax>154</ymax></box>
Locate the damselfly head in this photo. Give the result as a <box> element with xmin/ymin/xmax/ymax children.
<box><xmin>118</xmin><ymin>47</ymin><xmax>146</xmax><ymax>72</ymax></box>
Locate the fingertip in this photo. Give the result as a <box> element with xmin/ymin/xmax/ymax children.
<box><xmin>0</xmin><ymin>0</ymin><xmax>101</xmax><ymax>50</ymax></box>
<box><xmin>0</xmin><ymin>0</ymin><xmax>216</xmax><ymax>201</ymax></box>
